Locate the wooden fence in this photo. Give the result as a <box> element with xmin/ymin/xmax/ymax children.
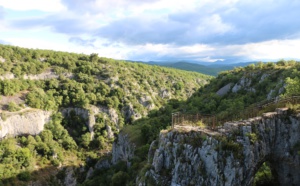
<box><xmin>171</xmin><ymin>95</ymin><xmax>300</xmax><ymax>129</ymax></box>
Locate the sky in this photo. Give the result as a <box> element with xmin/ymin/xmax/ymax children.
<box><xmin>1</xmin><ymin>0</ymin><xmax>300</xmax><ymax>63</ymax></box>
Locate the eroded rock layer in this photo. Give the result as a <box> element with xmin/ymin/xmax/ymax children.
<box><xmin>142</xmin><ymin>109</ymin><xmax>300</xmax><ymax>186</ymax></box>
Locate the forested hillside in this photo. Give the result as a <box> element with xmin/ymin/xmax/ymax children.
<box><xmin>153</xmin><ymin>61</ymin><xmax>233</xmax><ymax>76</ymax></box>
<box><xmin>84</xmin><ymin>60</ymin><xmax>300</xmax><ymax>185</ymax></box>
<box><xmin>0</xmin><ymin>44</ymin><xmax>211</xmax><ymax>185</ymax></box>
<box><xmin>130</xmin><ymin>61</ymin><xmax>300</xmax><ymax>144</ymax></box>
<box><xmin>1</xmin><ymin>43</ymin><xmax>299</xmax><ymax>185</ymax></box>
<box><xmin>147</xmin><ymin>61</ymin><xmax>257</xmax><ymax>76</ymax></box>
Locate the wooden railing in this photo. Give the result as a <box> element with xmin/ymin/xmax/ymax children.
<box><xmin>171</xmin><ymin>112</ymin><xmax>216</xmax><ymax>129</ymax></box>
<box><xmin>171</xmin><ymin>95</ymin><xmax>300</xmax><ymax>129</ymax></box>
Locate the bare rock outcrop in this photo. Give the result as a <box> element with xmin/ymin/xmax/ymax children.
<box><xmin>141</xmin><ymin>108</ymin><xmax>300</xmax><ymax>186</ymax></box>
<box><xmin>216</xmin><ymin>83</ymin><xmax>233</xmax><ymax>96</ymax></box>
<box><xmin>232</xmin><ymin>76</ymin><xmax>255</xmax><ymax>93</ymax></box>
<box><xmin>0</xmin><ymin>109</ymin><xmax>52</xmax><ymax>139</ymax></box>
<box><xmin>122</xmin><ymin>104</ymin><xmax>141</xmax><ymax>122</ymax></box>
<box><xmin>0</xmin><ymin>56</ymin><xmax>6</xmax><ymax>63</ymax></box>
<box><xmin>112</xmin><ymin>133</ymin><xmax>136</xmax><ymax>167</ymax></box>
<box><xmin>0</xmin><ymin>71</ymin><xmax>73</xmax><ymax>80</ymax></box>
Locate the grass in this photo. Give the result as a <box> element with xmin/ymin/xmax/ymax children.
<box><xmin>195</xmin><ymin>120</ymin><xmax>206</xmax><ymax>129</ymax></box>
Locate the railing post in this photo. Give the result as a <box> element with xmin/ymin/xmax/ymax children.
<box><xmin>172</xmin><ymin>113</ymin><xmax>174</xmax><ymax>129</ymax></box>
<box><xmin>212</xmin><ymin>116</ymin><xmax>215</xmax><ymax>130</ymax></box>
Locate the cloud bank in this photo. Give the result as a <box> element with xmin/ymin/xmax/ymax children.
<box><xmin>1</xmin><ymin>0</ymin><xmax>300</xmax><ymax>62</ymax></box>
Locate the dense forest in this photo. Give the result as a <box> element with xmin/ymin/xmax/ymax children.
<box><xmin>0</xmin><ymin>44</ymin><xmax>211</xmax><ymax>185</ymax></box>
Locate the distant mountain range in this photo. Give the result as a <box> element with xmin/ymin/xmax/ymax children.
<box><xmin>144</xmin><ymin>61</ymin><xmax>258</xmax><ymax>76</ymax></box>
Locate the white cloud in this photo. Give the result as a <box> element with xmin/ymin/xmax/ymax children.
<box><xmin>1</xmin><ymin>0</ymin><xmax>300</xmax><ymax>62</ymax></box>
<box><xmin>195</xmin><ymin>14</ymin><xmax>233</xmax><ymax>35</ymax></box>
<box><xmin>236</xmin><ymin>39</ymin><xmax>300</xmax><ymax>60</ymax></box>
<box><xmin>0</xmin><ymin>0</ymin><xmax>66</xmax><ymax>12</ymax></box>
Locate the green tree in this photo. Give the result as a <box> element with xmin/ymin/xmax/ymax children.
<box><xmin>81</xmin><ymin>133</ymin><xmax>92</xmax><ymax>148</ymax></box>
<box><xmin>111</xmin><ymin>171</ymin><xmax>129</xmax><ymax>186</ymax></box>
<box><xmin>284</xmin><ymin>77</ymin><xmax>300</xmax><ymax>96</ymax></box>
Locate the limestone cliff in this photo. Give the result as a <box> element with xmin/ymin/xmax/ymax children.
<box><xmin>112</xmin><ymin>132</ymin><xmax>136</xmax><ymax>167</ymax></box>
<box><xmin>0</xmin><ymin>109</ymin><xmax>51</xmax><ymax>139</ymax></box>
<box><xmin>141</xmin><ymin>108</ymin><xmax>300</xmax><ymax>186</ymax></box>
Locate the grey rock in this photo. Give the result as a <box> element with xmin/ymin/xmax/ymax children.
<box><xmin>0</xmin><ymin>109</ymin><xmax>51</xmax><ymax>139</ymax></box>
<box><xmin>142</xmin><ymin>110</ymin><xmax>300</xmax><ymax>186</ymax></box>
<box><xmin>112</xmin><ymin>133</ymin><xmax>136</xmax><ymax>167</ymax></box>
<box><xmin>122</xmin><ymin>104</ymin><xmax>141</xmax><ymax>122</ymax></box>
<box><xmin>232</xmin><ymin>76</ymin><xmax>252</xmax><ymax>93</ymax></box>
<box><xmin>259</xmin><ymin>73</ymin><xmax>269</xmax><ymax>83</ymax></box>
<box><xmin>86</xmin><ymin>167</ymin><xmax>94</xmax><ymax>179</ymax></box>
<box><xmin>232</xmin><ymin>83</ymin><xmax>241</xmax><ymax>93</ymax></box>
<box><xmin>95</xmin><ymin>158</ymin><xmax>111</xmax><ymax>170</ymax></box>
<box><xmin>106</xmin><ymin>125</ymin><xmax>114</xmax><ymax>139</ymax></box>
<box><xmin>63</xmin><ymin>167</ymin><xmax>77</xmax><ymax>186</ymax></box>
<box><xmin>216</xmin><ymin>83</ymin><xmax>233</xmax><ymax>96</ymax></box>
<box><xmin>161</xmin><ymin>89</ymin><xmax>171</xmax><ymax>99</ymax></box>
<box><xmin>0</xmin><ymin>56</ymin><xmax>6</xmax><ymax>63</ymax></box>
<box><xmin>0</xmin><ymin>73</ymin><xmax>15</xmax><ymax>80</ymax></box>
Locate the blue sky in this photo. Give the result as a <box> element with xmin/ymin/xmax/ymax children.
<box><xmin>1</xmin><ymin>0</ymin><xmax>300</xmax><ymax>63</ymax></box>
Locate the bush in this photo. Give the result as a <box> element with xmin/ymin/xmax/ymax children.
<box><xmin>111</xmin><ymin>171</ymin><xmax>129</xmax><ymax>186</ymax></box>
<box><xmin>7</xmin><ymin>101</ymin><xmax>20</xmax><ymax>112</ymax></box>
<box><xmin>17</xmin><ymin>171</ymin><xmax>31</xmax><ymax>181</ymax></box>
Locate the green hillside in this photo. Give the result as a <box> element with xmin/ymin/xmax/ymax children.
<box><xmin>1</xmin><ymin>43</ymin><xmax>299</xmax><ymax>185</ymax></box>
<box><xmin>85</xmin><ymin>60</ymin><xmax>300</xmax><ymax>185</ymax></box>
<box><xmin>0</xmin><ymin>44</ymin><xmax>211</xmax><ymax>185</ymax></box>
<box><xmin>149</xmin><ymin>61</ymin><xmax>256</xmax><ymax>76</ymax></box>
<box><xmin>164</xmin><ymin>62</ymin><xmax>232</xmax><ymax>76</ymax></box>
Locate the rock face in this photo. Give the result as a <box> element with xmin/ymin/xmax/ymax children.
<box><xmin>0</xmin><ymin>109</ymin><xmax>51</xmax><ymax>139</ymax></box>
<box><xmin>122</xmin><ymin>104</ymin><xmax>141</xmax><ymax>122</ymax></box>
<box><xmin>61</xmin><ymin>106</ymin><xmax>119</xmax><ymax>139</ymax></box>
<box><xmin>232</xmin><ymin>76</ymin><xmax>255</xmax><ymax>93</ymax></box>
<box><xmin>216</xmin><ymin>83</ymin><xmax>233</xmax><ymax>96</ymax></box>
<box><xmin>0</xmin><ymin>71</ymin><xmax>73</xmax><ymax>80</ymax></box>
<box><xmin>142</xmin><ymin>109</ymin><xmax>300</xmax><ymax>186</ymax></box>
<box><xmin>0</xmin><ymin>56</ymin><xmax>6</xmax><ymax>63</ymax></box>
<box><xmin>112</xmin><ymin>133</ymin><xmax>136</xmax><ymax>167</ymax></box>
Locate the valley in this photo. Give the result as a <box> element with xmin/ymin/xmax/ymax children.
<box><xmin>0</xmin><ymin>44</ymin><xmax>300</xmax><ymax>186</ymax></box>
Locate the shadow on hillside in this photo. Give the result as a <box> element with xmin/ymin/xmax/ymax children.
<box><xmin>0</xmin><ymin>165</ymin><xmax>85</xmax><ymax>186</ymax></box>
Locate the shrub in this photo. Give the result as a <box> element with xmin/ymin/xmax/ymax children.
<box><xmin>17</xmin><ymin>171</ymin><xmax>31</xmax><ymax>181</ymax></box>
<box><xmin>111</xmin><ymin>171</ymin><xmax>129</xmax><ymax>186</ymax></box>
<box><xmin>7</xmin><ymin>101</ymin><xmax>20</xmax><ymax>112</ymax></box>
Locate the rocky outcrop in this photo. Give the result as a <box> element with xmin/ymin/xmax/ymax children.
<box><xmin>216</xmin><ymin>83</ymin><xmax>233</xmax><ymax>96</ymax></box>
<box><xmin>232</xmin><ymin>76</ymin><xmax>255</xmax><ymax>93</ymax></box>
<box><xmin>142</xmin><ymin>108</ymin><xmax>300</xmax><ymax>186</ymax></box>
<box><xmin>0</xmin><ymin>73</ymin><xmax>15</xmax><ymax>80</ymax></box>
<box><xmin>63</xmin><ymin>167</ymin><xmax>77</xmax><ymax>186</ymax></box>
<box><xmin>95</xmin><ymin>158</ymin><xmax>111</xmax><ymax>170</ymax></box>
<box><xmin>61</xmin><ymin>106</ymin><xmax>119</xmax><ymax>139</ymax></box>
<box><xmin>0</xmin><ymin>71</ymin><xmax>73</xmax><ymax>80</ymax></box>
<box><xmin>23</xmin><ymin>71</ymin><xmax>73</xmax><ymax>80</ymax></box>
<box><xmin>0</xmin><ymin>109</ymin><xmax>51</xmax><ymax>139</ymax></box>
<box><xmin>0</xmin><ymin>56</ymin><xmax>6</xmax><ymax>63</ymax></box>
<box><xmin>139</xmin><ymin>95</ymin><xmax>155</xmax><ymax>110</ymax></box>
<box><xmin>112</xmin><ymin>133</ymin><xmax>136</xmax><ymax>167</ymax></box>
<box><xmin>122</xmin><ymin>104</ymin><xmax>141</xmax><ymax>122</ymax></box>
<box><xmin>160</xmin><ymin>89</ymin><xmax>171</xmax><ymax>99</ymax></box>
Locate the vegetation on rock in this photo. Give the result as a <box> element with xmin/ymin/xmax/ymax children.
<box><xmin>0</xmin><ymin>44</ymin><xmax>210</xmax><ymax>184</ymax></box>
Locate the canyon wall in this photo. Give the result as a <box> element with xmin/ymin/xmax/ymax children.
<box><xmin>139</xmin><ymin>108</ymin><xmax>300</xmax><ymax>186</ymax></box>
